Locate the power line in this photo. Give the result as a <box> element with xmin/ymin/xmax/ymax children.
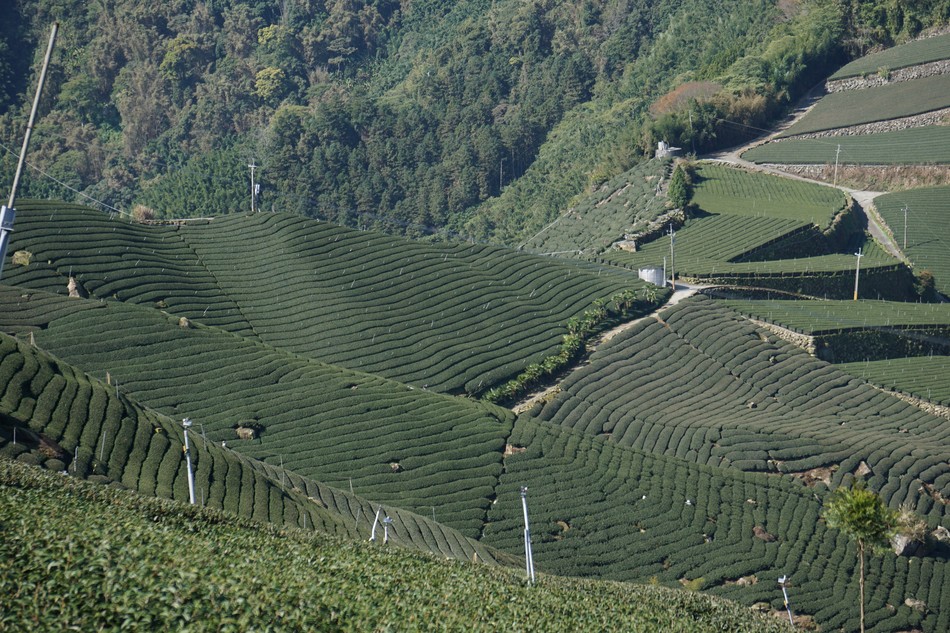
<box><xmin>0</xmin><ymin>138</ymin><xmax>132</xmax><ymax>218</ymax></box>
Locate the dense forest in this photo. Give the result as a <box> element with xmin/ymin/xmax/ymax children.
<box><xmin>1</xmin><ymin>0</ymin><xmax>948</xmax><ymax>245</ymax></box>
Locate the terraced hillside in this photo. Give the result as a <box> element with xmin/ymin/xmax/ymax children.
<box><xmin>0</xmin><ymin>327</ymin><xmax>500</xmax><ymax>563</ymax></box>
<box><xmin>484</xmin><ymin>418</ymin><xmax>949</xmax><ymax>633</ymax></box>
<box><xmin>3</xmin><ymin>201</ymin><xmax>654</xmax><ymax>395</ymax></box>
<box><xmin>519</xmin><ymin>159</ymin><xmax>671</xmax><ymax>255</ymax></box>
<box><xmin>829</xmin><ymin>33</ymin><xmax>950</xmax><ymax>80</ymax></box>
<box><xmin>875</xmin><ymin>186</ymin><xmax>950</xmax><ymax>296</ymax></box>
<box><xmin>604</xmin><ymin>164</ymin><xmax>909</xmax><ymax>298</ymax></box>
<box><xmin>778</xmin><ymin>74</ymin><xmax>950</xmax><ymax>138</ymax></box>
<box><xmin>743</xmin><ymin>126</ymin><xmax>950</xmax><ymax>165</ymax></box>
<box><xmin>5</xmin><ymin>284</ymin><xmax>948</xmax><ymax>631</ymax></box>
<box><xmin>533</xmin><ymin>297</ymin><xmax>950</xmax><ymax>498</ymax></box>
<box><xmin>0</xmin><ymin>460</ymin><xmax>797</xmax><ymax>633</ymax></box>
<box><xmin>0</xmin><ymin>285</ymin><xmax>518</xmax><ymax>539</ymax></box>
<box><xmin>718</xmin><ymin>298</ymin><xmax>950</xmax><ymax>400</ymax></box>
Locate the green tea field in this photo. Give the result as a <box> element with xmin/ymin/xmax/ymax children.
<box><xmin>779</xmin><ymin>74</ymin><xmax>950</xmax><ymax>137</ymax></box>
<box><xmin>3</xmin><ymin>201</ymin><xmax>656</xmax><ymax>395</ymax></box>
<box><xmin>743</xmin><ymin>126</ymin><xmax>950</xmax><ymax>165</ymax></box>
<box><xmin>875</xmin><ymin>186</ymin><xmax>950</xmax><ymax>296</ymax></box>
<box><xmin>829</xmin><ymin>33</ymin><xmax>950</xmax><ymax>80</ymax></box>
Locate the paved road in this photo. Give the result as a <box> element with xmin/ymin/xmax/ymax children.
<box><xmin>701</xmin><ymin>84</ymin><xmax>906</xmax><ymax>261</ymax></box>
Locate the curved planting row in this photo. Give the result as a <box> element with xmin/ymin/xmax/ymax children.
<box><xmin>484</xmin><ymin>417</ymin><xmax>950</xmax><ymax>633</ymax></box>
<box><xmin>5</xmin><ymin>201</ymin><xmax>651</xmax><ymax>395</ymax></box>
<box><xmin>0</xmin><ymin>286</ymin><xmax>514</xmax><ymax>539</ymax></box>
<box><xmin>3</xmin><ymin>201</ymin><xmax>256</xmax><ymax>338</ymax></box>
<box><xmin>534</xmin><ymin>297</ymin><xmax>950</xmax><ymax>519</ymax></box>
<box><xmin>176</xmin><ymin>212</ymin><xmax>647</xmax><ymax>394</ymax></box>
<box><xmin>690</xmin><ymin>163</ymin><xmax>847</xmax><ymax>227</ymax></box>
<box><xmin>521</xmin><ymin>158</ymin><xmax>671</xmax><ymax>255</ymax></box>
<box><xmin>0</xmin><ymin>314</ymin><xmax>505</xmax><ymax>563</ymax></box>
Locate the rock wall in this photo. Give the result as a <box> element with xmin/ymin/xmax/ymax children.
<box><xmin>826</xmin><ymin>59</ymin><xmax>950</xmax><ymax>92</ymax></box>
<box><xmin>783</xmin><ymin>106</ymin><xmax>950</xmax><ymax>140</ymax></box>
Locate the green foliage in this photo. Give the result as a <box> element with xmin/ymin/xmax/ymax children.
<box><xmin>667</xmin><ymin>163</ymin><xmax>692</xmax><ymax>210</ymax></box>
<box><xmin>6</xmin><ymin>201</ymin><xmax>645</xmax><ymax>396</ymax></box>
<box><xmin>0</xmin><ymin>459</ymin><xmax>796</xmax><ymax>633</ymax></box>
<box><xmin>838</xmin><ymin>356</ymin><xmax>950</xmax><ymax>405</ymax></box>
<box><xmin>833</xmin><ymin>33</ymin><xmax>950</xmax><ymax>79</ymax></box>
<box><xmin>483</xmin><ymin>286</ymin><xmax>670</xmax><ymax>405</ymax></box>
<box><xmin>875</xmin><ymin>186</ymin><xmax>950</xmax><ymax>297</ymax></box>
<box><xmin>781</xmin><ymin>74</ymin><xmax>950</xmax><ymax>137</ymax></box>
<box><xmin>824</xmin><ymin>481</ymin><xmax>901</xmax><ymax>633</ymax></box>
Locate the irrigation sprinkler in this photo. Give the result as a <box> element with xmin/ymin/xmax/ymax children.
<box><xmin>778</xmin><ymin>575</ymin><xmax>794</xmax><ymax>626</ymax></box>
<box><xmin>0</xmin><ymin>23</ymin><xmax>57</xmax><ymax>282</ymax></box>
<box><xmin>182</xmin><ymin>418</ymin><xmax>196</xmax><ymax>505</ymax></box>
<box><xmin>520</xmin><ymin>486</ymin><xmax>536</xmax><ymax>584</ymax></box>
<box><xmin>382</xmin><ymin>516</ymin><xmax>393</xmax><ymax>544</ymax></box>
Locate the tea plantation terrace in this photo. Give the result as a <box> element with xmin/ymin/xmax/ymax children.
<box><xmin>3</xmin><ymin>201</ymin><xmax>657</xmax><ymax>395</ymax></box>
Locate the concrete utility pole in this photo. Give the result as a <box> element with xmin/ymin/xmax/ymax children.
<box><xmin>833</xmin><ymin>144</ymin><xmax>841</xmax><ymax>188</ymax></box>
<box><xmin>248</xmin><ymin>161</ymin><xmax>257</xmax><ymax>213</ymax></box>
<box><xmin>668</xmin><ymin>224</ymin><xmax>676</xmax><ymax>291</ymax></box>
<box><xmin>853</xmin><ymin>248</ymin><xmax>863</xmax><ymax>301</ymax></box>
<box><xmin>903</xmin><ymin>205</ymin><xmax>909</xmax><ymax>251</ymax></box>
<box><xmin>0</xmin><ymin>23</ymin><xmax>57</xmax><ymax>282</ymax></box>
<box><xmin>520</xmin><ymin>486</ymin><xmax>536</xmax><ymax>583</ymax></box>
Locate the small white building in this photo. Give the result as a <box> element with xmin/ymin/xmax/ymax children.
<box><xmin>638</xmin><ymin>266</ymin><xmax>665</xmax><ymax>287</ymax></box>
<box><xmin>655</xmin><ymin>140</ymin><xmax>682</xmax><ymax>159</ymax></box>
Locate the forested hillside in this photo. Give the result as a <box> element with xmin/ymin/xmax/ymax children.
<box><xmin>2</xmin><ymin>0</ymin><xmax>947</xmax><ymax>245</ymax></box>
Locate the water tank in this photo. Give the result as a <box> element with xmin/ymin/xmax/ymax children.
<box><xmin>638</xmin><ymin>266</ymin><xmax>665</xmax><ymax>287</ymax></box>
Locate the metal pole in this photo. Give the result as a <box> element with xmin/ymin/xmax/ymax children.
<box><xmin>833</xmin><ymin>144</ymin><xmax>841</xmax><ymax>188</ymax></box>
<box><xmin>182</xmin><ymin>418</ymin><xmax>196</xmax><ymax>504</ymax></box>
<box><xmin>249</xmin><ymin>161</ymin><xmax>257</xmax><ymax>213</ymax></box>
<box><xmin>778</xmin><ymin>576</ymin><xmax>794</xmax><ymax>626</ymax></box>
<box><xmin>853</xmin><ymin>248</ymin><xmax>863</xmax><ymax>301</ymax></box>
<box><xmin>369</xmin><ymin>506</ymin><xmax>382</xmax><ymax>541</ymax></box>
<box><xmin>903</xmin><ymin>206</ymin><xmax>908</xmax><ymax>251</ymax></box>
<box><xmin>0</xmin><ymin>23</ymin><xmax>58</xmax><ymax>282</ymax></box>
<box><xmin>520</xmin><ymin>486</ymin><xmax>536</xmax><ymax>583</ymax></box>
<box><xmin>668</xmin><ymin>224</ymin><xmax>676</xmax><ymax>291</ymax></box>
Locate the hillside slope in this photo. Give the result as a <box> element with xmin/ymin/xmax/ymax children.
<box><xmin>0</xmin><ymin>327</ymin><xmax>504</xmax><ymax>563</ymax></box>
<box><xmin>3</xmin><ymin>201</ymin><xmax>659</xmax><ymax>395</ymax></box>
<box><xmin>0</xmin><ymin>459</ymin><xmax>796</xmax><ymax>632</ymax></box>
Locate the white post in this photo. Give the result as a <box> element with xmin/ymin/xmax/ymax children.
<box><xmin>853</xmin><ymin>248</ymin><xmax>863</xmax><ymax>301</ymax></box>
<box><xmin>778</xmin><ymin>576</ymin><xmax>794</xmax><ymax>626</ymax></box>
<box><xmin>520</xmin><ymin>486</ymin><xmax>536</xmax><ymax>583</ymax></box>
<box><xmin>833</xmin><ymin>143</ymin><xmax>841</xmax><ymax>188</ymax></box>
<box><xmin>182</xmin><ymin>418</ymin><xmax>196</xmax><ymax>505</ymax></box>
<box><xmin>369</xmin><ymin>507</ymin><xmax>382</xmax><ymax>541</ymax></box>
<box><xmin>668</xmin><ymin>225</ymin><xmax>676</xmax><ymax>291</ymax></box>
<box><xmin>0</xmin><ymin>23</ymin><xmax>57</xmax><ymax>282</ymax></box>
<box><xmin>903</xmin><ymin>205</ymin><xmax>909</xmax><ymax>251</ymax></box>
<box><xmin>249</xmin><ymin>161</ymin><xmax>257</xmax><ymax>213</ymax></box>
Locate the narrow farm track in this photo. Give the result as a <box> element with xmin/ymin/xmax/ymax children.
<box><xmin>704</xmin><ymin>84</ymin><xmax>903</xmax><ymax>261</ymax></box>
<box><xmin>511</xmin><ymin>283</ymin><xmax>704</xmax><ymax>414</ymax></box>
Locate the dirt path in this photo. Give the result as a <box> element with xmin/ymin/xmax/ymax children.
<box><xmin>511</xmin><ymin>283</ymin><xmax>705</xmax><ymax>414</ymax></box>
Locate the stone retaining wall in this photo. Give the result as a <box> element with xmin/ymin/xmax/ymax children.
<box><xmin>826</xmin><ymin>59</ymin><xmax>950</xmax><ymax>92</ymax></box>
<box><xmin>783</xmin><ymin>107</ymin><xmax>950</xmax><ymax>140</ymax></box>
<box><xmin>747</xmin><ymin>317</ymin><xmax>816</xmax><ymax>355</ymax></box>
